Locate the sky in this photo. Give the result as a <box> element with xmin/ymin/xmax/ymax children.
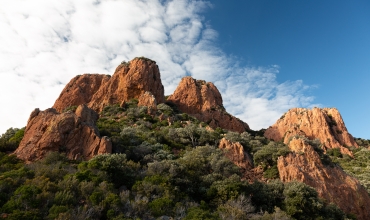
<box><xmin>0</xmin><ymin>0</ymin><xmax>369</xmax><ymax>138</ymax></box>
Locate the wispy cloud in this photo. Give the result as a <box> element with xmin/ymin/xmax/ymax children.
<box><xmin>0</xmin><ymin>0</ymin><xmax>317</xmax><ymax>133</ymax></box>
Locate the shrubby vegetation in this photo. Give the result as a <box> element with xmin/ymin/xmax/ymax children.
<box><xmin>328</xmin><ymin>142</ymin><xmax>370</xmax><ymax>194</ymax></box>
<box><xmin>0</xmin><ymin>127</ymin><xmax>25</xmax><ymax>152</ymax></box>
<box><xmin>0</xmin><ymin>101</ymin><xmax>351</xmax><ymax>219</ymax></box>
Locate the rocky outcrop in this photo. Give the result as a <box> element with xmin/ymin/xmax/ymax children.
<box><xmin>53</xmin><ymin>57</ymin><xmax>165</xmax><ymax>113</ymax></box>
<box><xmin>278</xmin><ymin>137</ymin><xmax>370</xmax><ymax>220</ymax></box>
<box><xmin>89</xmin><ymin>58</ymin><xmax>164</xmax><ymax>111</ymax></box>
<box><xmin>264</xmin><ymin>108</ymin><xmax>357</xmax><ymax>155</ymax></box>
<box><xmin>218</xmin><ymin>138</ymin><xmax>253</xmax><ymax>170</ymax></box>
<box><xmin>14</xmin><ymin>105</ymin><xmax>112</xmax><ymax>162</ymax></box>
<box><xmin>53</xmin><ymin>74</ymin><xmax>110</xmax><ymax>113</ymax></box>
<box><xmin>138</xmin><ymin>91</ymin><xmax>157</xmax><ymax>114</ymax></box>
<box><xmin>168</xmin><ymin>77</ymin><xmax>249</xmax><ymax>133</ymax></box>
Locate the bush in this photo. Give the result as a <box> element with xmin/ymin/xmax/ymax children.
<box><xmin>283</xmin><ymin>181</ymin><xmax>322</xmax><ymax>219</ymax></box>
<box><xmin>327</xmin><ymin>148</ymin><xmax>342</xmax><ymax>158</ymax></box>
<box><xmin>0</xmin><ymin>127</ymin><xmax>25</xmax><ymax>152</ymax></box>
<box><xmin>149</xmin><ymin>197</ymin><xmax>174</xmax><ymax>217</ymax></box>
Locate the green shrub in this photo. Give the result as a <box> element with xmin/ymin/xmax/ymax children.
<box><xmin>149</xmin><ymin>197</ymin><xmax>174</xmax><ymax>217</ymax></box>
<box><xmin>0</xmin><ymin>127</ymin><xmax>25</xmax><ymax>152</ymax></box>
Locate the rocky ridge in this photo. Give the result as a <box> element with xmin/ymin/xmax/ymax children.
<box><xmin>264</xmin><ymin>107</ymin><xmax>357</xmax><ymax>155</ymax></box>
<box><xmin>53</xmin><ymin>58</ymin><xmax>165</xmax><ymax>113</ymax></box>
<box><xmin>167</xmin><ymin>76</ymin><xmax>250</xmax><ymax>133</ymax></box>
<box><xmin>14</xmin><ymin>105</ymin><xmax>112</xmax><ymax>162</ymax></box>
<box><xmin>278</xmin><ymin>137</ymin><xmax>370</xmax><ymax>220</ymax></box>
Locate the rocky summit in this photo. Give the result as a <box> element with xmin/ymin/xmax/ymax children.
<box><xmin>53</xmin><ymin>57</ymin><xmax>165</xmax><ymax>113</ymax></box>
<box><xmin>14</xmin><ymin>105</ymin><xmax>111</xmax><ymax>162</ymax></box>
<box><xmin>168</xmin><ymin>76</ymin><xmax>250</xmax><ymax>133</ymax></box>
<box><xmin>265</xmin><ymin>107</ymin><xmax>358</xmax><ymax>155</ymax></box>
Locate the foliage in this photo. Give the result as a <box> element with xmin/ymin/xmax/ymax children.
<box><xmin>0</xmin><ymin>102</ymin><xmax>349</xmax><ymax>219</ymax></box>
<box><xmin>329</xmin><ymin>146</ymin><xmax>370</xmax><ymax>194</ymax></box>
<box><xmin>62</xmin><ymin>105</ymin><xmax>78</xmax><ymax>113</ymax></box>
<box><xmin>0</xmin><ymin>127</ymin><xmax>25</xmax><ymax>152</ymax></box>
<box><xmin>253</xmin><ymin>142</ymin><xmax>290</xmax><ymax>178</ymax></box>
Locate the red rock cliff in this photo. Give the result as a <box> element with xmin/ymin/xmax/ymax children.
<box><xmin>264</xmin><ymin>107</ymin><xmax>357</xmax><ymax>155</ymax></box>
<box><xmin>53</xmin><ymin>74</ymin><xmax>110</xmax><ymax>113</ymax></box>
<box><xmin>53</xmin><ymin>57</ymin><xmax>165</xmax><ymax>112</ymax></box>
<box><xmin>14</xmin><ymin>105</ymin><xmax>112</xmax><ymax>162</ymax></box>
<box><xmin>168</xmin><ymin>77</ymin><xmax>249</xmax><ymax>133</ymax></box>
<box><xmin>278</xmin><ymin>137</ymin><xmax>370</xmax><ymax>220</ymax></box>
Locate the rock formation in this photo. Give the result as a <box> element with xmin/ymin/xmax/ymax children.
<box><xmin>168</xmin><ymin>77</ymin><xmax>249</xmax><ymax>133</ymax></box>
<box><xmin>53</xmin><ymin>74</ymin><xmax>111</xmax><ymax>113</ymax></box>
<box><xmin>138</xmin><ymin>91</ymin><xmax>157</xmax><ymax>114</ymax></box>
<box><xmin>15</xmin><ymin>105</ymin><xmax>112</xmax><ymax>162</ymax></box>
<box><xmin>278</xmin><ymin>137</ymin><xmax>370</xmax><ymax>220</ymax></box>
<box><xmin>53</xmin><ymin>57</ymin><xmax>165</xmax><ymax>113</ymax></box>
<box><xmin>218</xmin><ymin>138</ymin><xmax>253</xmax><ymax>170</ymax></box>
<box><xmin>264</xmin><ymin>107</ymin><xmax>357</xmax><ymax>155</ymax></box>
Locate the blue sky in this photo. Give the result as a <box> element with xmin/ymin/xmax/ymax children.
<box><xmin>0</xmin><ymin>0</ymin><xmax>369</xmax><ymax>138</ymax></box>
<box><xmin>205</xmin><ymin>0</ymin><xmax>370</xmax><ymax>138</ymax></box>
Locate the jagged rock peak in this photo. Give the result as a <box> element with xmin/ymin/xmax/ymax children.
<box><xmin>53</xmin><ymin>57</ymin><xmax>165</xmax><ymax>113</ymax></box>
<box><xmin>168</xmin><ymin>76</ymin><xmax>249</xmax><ymax>133</ymax></box>
<box><xmin>278</xmin><ymin>137</ymin><xmax>370</xmax><ymax>220</ymax></box>
<box><xmin>264</xmin><ymin>107</ymin><xmax>357</xmax><ymax>155</ymax></box>
<box><xmin>14</xmin><ymin>105</ymin><xmax>112</xmax><ymax>162</ymax></box>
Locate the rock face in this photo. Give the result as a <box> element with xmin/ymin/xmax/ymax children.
<box><xmin>15</xmin><ymin>105</ymin><xmax>112</xmax><ymax>162</ymax></box>
<box><xmin>264</xmin><ymin>107</ymin><xmax>357</xmax><ymax>155</ymax></box>
<box><xmin>168</xmin><ymin>77</ymin><xmax>249</xmax><ymax>133</ymax></box>
<box><xmin>138</xmin><ymin>91</ymin><xmax>157</xmax><ymax>114</ymax></box>
<box><xmin>218</xmin><ymin>138</ymin><xmax>253</xmax><ymax>170</ymax></box>
<box><xmin>278</xmin><ymin>137</ymin><xmax>370</xmax><ymax>220</ymax></box>
<box><xmin>53</xmin><ymin>74</ymin><xmax>111</xmax><ymax>113</ymax></box>
<box><xmin>53</xmin><ymin>58</ymin><xmax>165</xmax><ymax>113</ymax></box>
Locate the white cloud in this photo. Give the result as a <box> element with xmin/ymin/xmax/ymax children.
<box><xmin>0</xmin><ymin>0</ymin><xmax>317</xmax><ymax>134</ymax></box>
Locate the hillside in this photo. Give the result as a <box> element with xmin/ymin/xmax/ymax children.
<box><xmin>1</xmin><ymin>57</ymin><xmax>370</xmax><ymax>219</ymax></box>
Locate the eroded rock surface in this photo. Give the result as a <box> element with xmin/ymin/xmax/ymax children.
<box><xmin>53</xmin><ymin>58</ymin><xmax>165</xmax><ymax>113</ymax></box>
<box><xmin>53</xmin><ymin>74</ymin><xmax>110</xmax><ymax>113</ymax></box>
<box><xmin>89</xmin><ymin>58</ymin><xmax>164</xmax><ymax>111</ymax></box>
<box><xmin>138</xmin><ymin>91</ymin><xmax>157</xmax><ymax>115</ymax></box>
<box><xmin>168</xmin><ymin>77</ymin><xmax>249</xmax><ymax>133</ymax></box>
<box><xmin>278</xmin><ymin>138</ymin><xmax>370</xmax><ymax>220</ymax></box>
<box><xmin>218</xmin><ymin>138</ymin><xmax>253</xmax><ymax>170</ymax></box>
<box><xmin>265</xmin><ymin>107</ymin><xmax>357</xmax><ymax>155</ymax></box>
<box><xmin>15</xmin><ymin>105</ymin><xmax>111</xmax><ymax>162</ymax></box>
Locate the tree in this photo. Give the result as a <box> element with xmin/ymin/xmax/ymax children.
<box><xmin>283</xmin><ymin>181</ymin><xmax>322</xmax><ymax>220</ymax></box>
